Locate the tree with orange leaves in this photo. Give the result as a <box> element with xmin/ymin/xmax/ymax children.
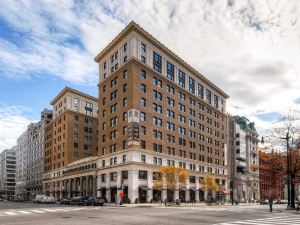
<box><xmin>255</xmin><ymin>148</ymin><xmax>285</xmax><ymax>200</ymax></box>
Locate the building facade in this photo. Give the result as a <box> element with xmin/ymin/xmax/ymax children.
<box><xmin>15</xmin><ymin>109</ymin><xmax>52</xmax><ymax>199</ymax></box>
<box><xmin>228</xmin><ymin>116</ymin><xmax>260</xmax><ymax>203</ymax></box>
<box><xmin>44</xmin><ymin>21</ymin><xmax>229</xmax><ymax>203</ymax></box>
<box><xmin>0</xmin><ymin>147</ymin><xmax>16</xmax><ymax>200</ymax></box>
<box><xmin>43</xmin><ymin>87</ymin><xmax>99</xmax><ymax>196</ymax></box>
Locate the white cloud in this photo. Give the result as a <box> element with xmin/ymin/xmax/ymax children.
<box><xmin>0</xmin><ymin>0</ymin><xmax>300</xmax><ymax>135</ymax></box>
<box><xmin>0</xmin><ymin>104</ymin><xmax>36</xmax><ymax>153</ymax></box>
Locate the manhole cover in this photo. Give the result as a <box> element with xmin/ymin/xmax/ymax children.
<box><xmin>62</xmin><ymin>217</ymin><xmax>70</xmax><ymax>219</ymax></box>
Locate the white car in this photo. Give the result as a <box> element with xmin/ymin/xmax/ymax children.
<box><xmin>34</xmin><ymin>195</ymin><xmax>47</xmax><ymax>203</ymax></box>
<box><xmin>40</xmin><ymin>196</ymin><xmax>55</xmax><ymax>204</ymax></box>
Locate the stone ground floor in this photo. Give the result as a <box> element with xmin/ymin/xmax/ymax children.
<box><xmin>44</xmin><ymin>162</ymin><xmax>229</xmax><ymax>204</ymax></box>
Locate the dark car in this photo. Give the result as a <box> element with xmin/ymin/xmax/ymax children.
<box><xmin>84</xmin><ymin>197</ymin><xmax>105</xmax><ymax>206</ymax></box>
<box><xmin>60</xmin><ymin>199</ymin><xmax>71</xmax><ymax>205</ymax></box>
<box><xmin>70</xmin><ymin>196</ymin><xmax>89</xmax><ymax>205</ymax></box>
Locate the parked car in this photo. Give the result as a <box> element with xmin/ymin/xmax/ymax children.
<box><xmin>84</xmin><ymin>197</ymin><xmax>105</xmax><ymax>206</ymax></box>
<box><xmin>41</xmin><ymin>196</ymin><xmax>55</xmax><ymax>204</ymax></box>
<box><xmin>34</xmin><ymin>195</ymin><xmax>47</xmax><ymax>203</ymax></box>
<box><xmin>60</xmin><ymin>199</ymin><xmax>71</xmax><ymax>205</ymax></box>
<box><xmin>70</xmin><ymin>196</ymin><xmax>89</xmax><ymax>205</ymax></box>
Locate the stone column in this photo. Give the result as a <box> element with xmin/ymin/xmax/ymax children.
<box><xmin>106</xmin><ymin>174</ymin><xmax>111</xmax><ymax>203</ymax></box>
<box><xmin>68</xmin><ymin>179</ymin><xmax>72</xmax><ymax>198</ymax></box>
<box><xmin>117</xmin><ymin>172</ymin><xmax>122</xmax><ymax>204</ymax></box>
<box><xmin>79</xmin><ymin>177</ymin><xmax>83</xmax><ymax>196</ymax></box>
<box><xmin>60</xmin><ymin>180</ymin><xmax>63</xmax><ymax>200</ymax></box>
<box><xmin>97</xmin><ymin>174</ymin><xmax>101</xmax><ymax>198</ymax></box>
<box><xmin>86</xmin><ymin>176</ymin><xmax>90</xmax><ymax>197</ymax></box>
<box><xmin>174</xmin><ymin>189</ymin><xmax>179</xmax><ymax>201</ymax></box>
<box><xmin>185</xmin><ymin>179</ymin><xmax>190</xmax><ymax>202</ymax></box>
<box><xmin>147</xmin><ymin>171</ymin><xmax>153</xmax><ymax>203</ymax></box>
<box><xmin>162</xmin><ymin>176</ymin><xmax>167</xmax><ymax>202</ymax></box>
<box><xmin>92</xmin><ymin>175</ymin><xmax>97</xmax><ymax>198</ymax></box>
<box><xmin>195</xmin><ymin>177</ymin><xmax>200</xmax><ymax>203</ymax></box>
<box><xmin>128</xmin><ymin>170</ymin><xmax>138</xmax><ymax>203</ymax></box>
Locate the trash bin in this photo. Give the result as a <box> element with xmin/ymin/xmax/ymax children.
<box><xmin>176</xmin><ymin>199</ymin><xmax>181</xmax><ymax>206</ymax></box>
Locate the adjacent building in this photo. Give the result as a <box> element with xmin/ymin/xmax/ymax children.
<box><xmin>0</xmin><ymin>147</ymin><xmax>16</xmax><ymax>200</ymax></box>
<box><xmin>227</xmin><ymin>115</ymin><xmax>260</xmax><ymax>203</ymax></box>
<box><xmin>43</xmin><ymin>87</ymin><xmax>99</xmax><ymax>197</ymax></box>
<box><xmin>15</xmin><ymin>109</ymin><xmax>52</xmax><ymax>199</ymax></box>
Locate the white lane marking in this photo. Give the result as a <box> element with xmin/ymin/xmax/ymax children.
<box><xmin>17</xmin><ymin>211</ymin><xmax>32</xmax><ymax>214</ymax></box>
<box><xmin>4</xmin><ymin>212</ymin><xmax>17</xmax><ymax>215</ymax></box>
<box><xmin>29</xmin><ymin>210</ymin><xmax>45</xmax><ymax>213</ymax></box>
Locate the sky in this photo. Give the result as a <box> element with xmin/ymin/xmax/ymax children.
<box><xmin>0</xmin><ymin>0</ymin><xmax>300</xmax><ymax>152</ymax></box>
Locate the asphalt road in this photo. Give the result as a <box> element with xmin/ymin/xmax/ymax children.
<box><xmin>0</xmin><ymin>202</ymin><xmax>299</xmax><ymax>225</ymax></box>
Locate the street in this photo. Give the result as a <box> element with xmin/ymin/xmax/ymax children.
<box><xmin>0</xmin><ymin>202</ymin><xmax>299</xmax><ymax>225</ymax></box>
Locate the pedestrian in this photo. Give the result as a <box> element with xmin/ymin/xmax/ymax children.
<box><xmin>269</xmin><ymin>198</ymin><xmax>273</xmax><ymax>212</ymax></box>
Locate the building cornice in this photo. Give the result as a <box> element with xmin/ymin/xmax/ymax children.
<box><xmin>50</xmin><ymin>87</ymin><xmax>98</xmax><ymax>105</ymax></box>
<box><xmin>94</xmin><ymin>21</ymin><xmax>229</xmax><ymax>99</ymax></box>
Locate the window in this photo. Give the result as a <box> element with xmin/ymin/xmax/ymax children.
<box><xmin>166</xmin><ymin>122</ymin><xmax>175</xmax><ymax>131</ymax></box>
<box><xmin>153</xmin><ymin>52</ymin><xmax>162</xmax><ymax>73</ymax></box>
<box><xmin>122</xmin><ymin>170</ymin><xmax>128</xmax><ymax>179</ymax></box>
<box><xmin>206</xmin><ymin>89</ymin><xmax>212</xmax><ymax>104</ymax></box>
<box><xmin>178</xmin><ymin>70</ymin><xmax>185</xmax><ymax>88</ymax></box>
<box><xmin>167</xmin><ymin>62</ymin><xmax>174</xmax><ymax>81</ymax></box>
<box><xmin>140</xmin><ymin>84</ymin><xmax>146</xmax><ymax>93</ymax></box>
<box><xmin>141</xmin><ymin>43</ymin><xmax>146</xmax><ymax>52</ymax></box>
<box><xmin>123</xmin><ymin>83</ymin><xmax>128</xmax><ymax>93</ymax></box>
<box><xmin>153</xmin><ymin>90</ymin><xmax>162</xmax><ymax>101</ymax></box>
<box><xmin>74</xmin><ymin>143</ymin><xmax>78</xmax><ymax>148</ymax></box>
<box><xmin>166</xmin><ymin>97</ymin><xmax>175</xmax><ymax>107</ymax></box>
<box><xmin>123</xmin><ymin>98</ymin><xmax>127</xmax><ymax>107</ymax></box>
<box><xmin>198</xmin><ymin>83</ymin><xmax>204</xmax><ymax>99</ymax></box>
<box><xmin>140</xmin><ymin>126</ymin><xmax>146</xmax><ymax>135</ymax></box>
<box><xmin>153</xmin><ymin>117</ymin><xmax>162</xmax><ymax>126</ymax></box>
<box><xmin>167</xmin><ymin>85</ymin><xmax>175</xmax><ymax>94</ymax></box>
<box><xmin>153</xmin><ymin>143</ymin><xmax>162</xmax><ymax>153</ymax></box>
<box><xmin>139</xmin><ymin>170</ymin><xmax>147</xmax><ymax>179</ymax></box>
<box><xmin>140</xmin><ymin>70</ymin><xmax>146</xmax><ymax>79</ymax></box>
<box><xmin>141</xmin><ymin>55</ymin><xmax>146</xmax><ymax>63</ymax></box>
<box><xmin>152</xmin><ymin>103</ymin><xmax>162</xmax><ymax>113</ymax></box>
<box><xmin>140</xmin><ymin>112</ymin><xmax>146</xmax><ymax>121</ymax></box>
<box><xmin>123</xmin><ymin>43</ymin><xmax>127</xmax><ymax>52</ymax></box>
<box><xmin>214</xmin><ymin>95</ymin><xmax>219</xmax><ymax>108</ymax></box>
<box><xmin>123</xmin><ymin>70</ymin><xmax>128</xmax><ymax>78</ymax></box>
<box><xmin>189</xmin><ymin>77</ymin><xmax>195</xmax><ymax>94</ymax></box>
<box><xmin>166</xmin><ymin>109</ymin><xmax>175</xmax><ymax>119</ymax></box>
<box><xmin>153</xmin><ymin>77</ymin><xmax>162</xmax><ymax>88</ymax></box>
<box><xmin>74</xmin><ymin>98</ymin><xmax>79</xmax><ymax>104</ymax></box>
<box><xmin>140</xmin><ymin>98</ymin><xmax>146</xmax><ymax>107</ymax></box>
<box><xmin>178</xmin><ymin>92</ymin><xmax>185</xmax><ymax>100</ymax></box>
<box><xmin>110</xmin><ymin>172</ymin><xmax>117</xmax><ymax>181</ymax></box>
<box><xmin>141</xmin><ymin>140</ymin><xmax>146</xmax><ymax>149</ymax></box>
<box><xmin>122</xmin><ymin>155</ymin><xmax>127</xmax><ymax>163</ymax></box>
<box><xmin>141</xmin><ymin>155</ymin><xmax>146</xmax><ymax>163</ymax></box>
<box><xmin>123</xmin><ymin>55</ymin><xmax>127</xmax><ymax>63</ymax></box>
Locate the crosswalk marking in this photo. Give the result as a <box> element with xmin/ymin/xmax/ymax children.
<box><xmin>4</xmin><ymin>212</ymin><xmax>17</xmax><ymax>215</ymax></box>
<box><xmin>18</xmin><ymin>211</ymin><xmax>32</xmax><ymax>214</ymax></box>
<box><xmin>216</xmin><ymin>216</ymin><xmax>300</xmax><ymax>225</ymax></box>
<box><xmin>30</xmin><ymin>210</ymin><xmax>45</xmax><ymax>213</ymax></box>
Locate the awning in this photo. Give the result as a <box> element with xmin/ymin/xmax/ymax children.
<box><xmin>139</xmin><ymin>186</ymin><xmax>151</xmax><ymax>191</ymax></box>
<box><xmin>189</xmin><ymin>188</ymin><xmax>196</xmax><ymax>192</ymax></box>
<box><xmin>179</xmin><ymin>187</ymin><xmax>186</xmax><ymax>191</ymax></box>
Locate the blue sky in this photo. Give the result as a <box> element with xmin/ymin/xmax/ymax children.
<box><xmin>0</xmin><ymin>0</ymin><xmax>300</xmax><ymax>151</ymax></box>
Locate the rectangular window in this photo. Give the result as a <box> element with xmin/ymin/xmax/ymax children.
<box><xmin>167</xmin><ymin>62</ymin><xmax>174</xmax><ymax>81</ymax></box>
<box><xmin>140</xmin><ymin>70</ymin><xmax>146</xmax><ymax>79</ymax></box>
<box><xmin>123</xmin><ymin>43</ymin><xmax>127</xmax><ymax>52</ymax></box>
<box><xmin>178</xmin><ymin>70</ymin><xmax>185</xmax><ymax>88</ymax></box>
<box><xmin>214</xmin><ymin>95</ymin><xmax>219</xmax><ymax>108</ymax></box>
<box><xmin>189</xmin><ymin>77</ymin><xmax>195</xmax><ymax>94</ymax></box>
<box><xmin>140</xmin><ymin>84</ymin><xmax>146</xmax><ymax>93</ymax></box>
<box><xmin>153</xmin><ymin>52</ymin><xmax>162</xmax><ymax>73</ymax></box>
<box><xmin>141</xmin><ymin>43</ymin><xmax>146</xmax><ymax>52</ymax></box>
<box><xmin>206</xmin><ymin>89</ymin><xmax>212</xmax><ymax>104</ymax></box>
<box><xmin>139</xmin><ymin>170</ymin><xmax>147</xmax><ymax>179</ymax></box>
<box><xmin>141</xmin><ymin>55</ymin><xmax>146</xmax><ymax>63</ymax></box>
